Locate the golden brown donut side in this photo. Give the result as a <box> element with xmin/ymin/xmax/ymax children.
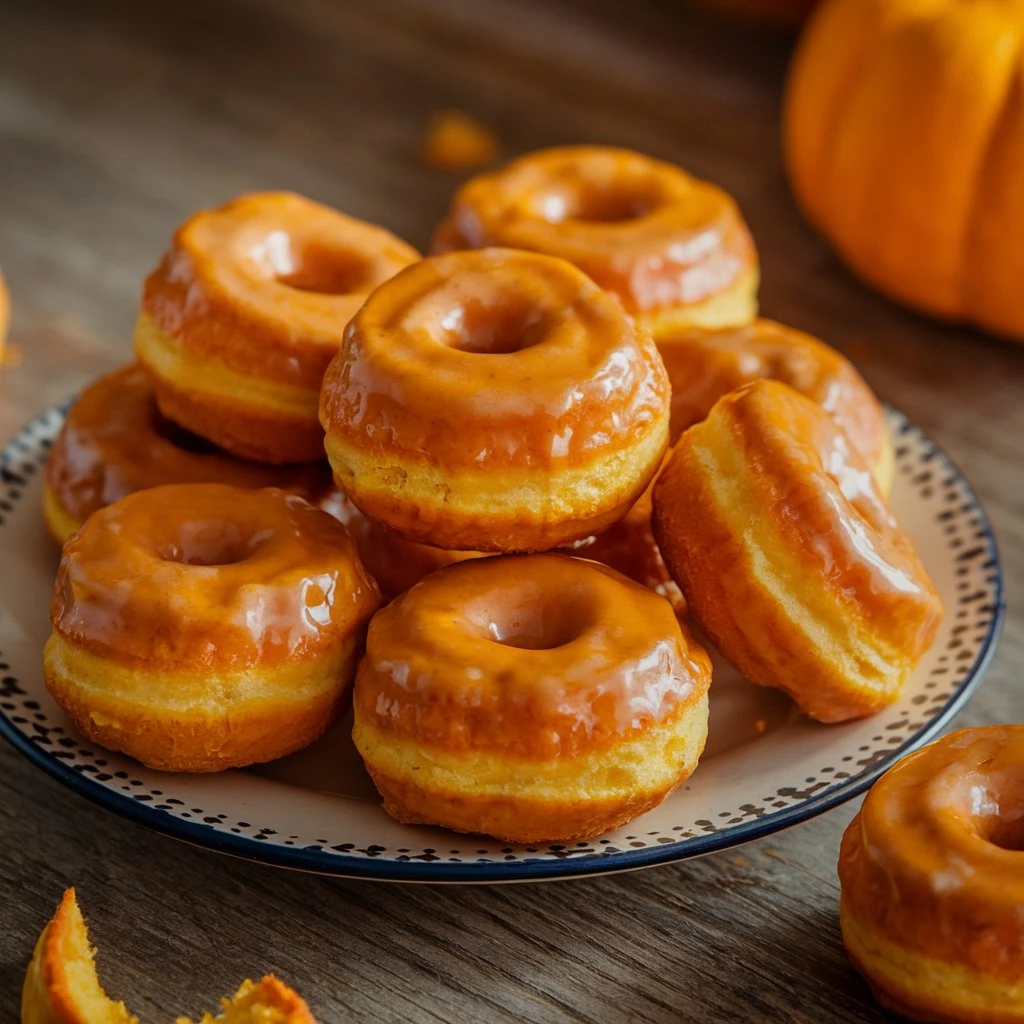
<box><xmin>353</xmin><ymin>554</ymin><xmax>711</xmax><ymax>842</ymax></box>
<box><xmin>320</xmin><ymin>248</ymin><xmax>670</xmax><ymax>552</ymax></box>
<box><xmin>652</xmin><ymin>379</ymin><xmax>942</xmax><ymax>723</ymax></box>
<box><xmin>655</xmin><ymin>317</ymin><xmax>894</xmax><ymax>493</ymax></box>
<box><xmin>839</xmin><ymin>727</ymin><xmax>1024</xmax><ymax>1024</ymax></box>
<box><xmin>136</xmin><ymin>192</ymin><xmax>420</xmax><ymax>463</ymax></box>
<box><xmin>431</xmin><ymin>145</ymin><xmax>759</xmax><ymax>332</ymax></box>
<box><xmin>44</xmin><ymin>364</ymin><xmax>332</xmax><ymax>545</ymax></box>
<box><xmin>45</xmin><ymin>484</ymin><xmax>380</xmax><ymax>771</ymax></box>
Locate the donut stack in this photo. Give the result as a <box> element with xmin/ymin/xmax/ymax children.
<box><xmin>42</xmin><ymin>146</ymin><xmax>942</xmax><ymax>846</ymax></box>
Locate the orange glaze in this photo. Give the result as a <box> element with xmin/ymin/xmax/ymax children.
<box><xmin>137</xmin><ymin>192</ymin><xmax>420</xmax><ymax>462</ymax></box>
<box><xmin>840</xmin><ymin>726</ymin><xmax>1024</xmax><ymax>1021</ymax></box>
<box><xmin>45</xmin><ymin>365</ymin><xmax>332</xmax><ymax>542</ymax></box>
<box><xmin>431</xmin><ymin>146</ymin><xmax>758</xmax><ymax>330</ymax></box>
<box><xmin>653</xmin><ymin>380</ymin><xmax>942</xmax><ymax>722</ymax></box>
<box><xmin>319</xmin><ymin>247</ymin><xmax>670</xmax><ymax>552</ymax></box>
<box><xmin>656</xmin><ymin>318</ymin><xmax>893</xmax><ymax>491</ymax></box>
<box><xmin>52</xmin><ymin>483</ymin><xmax>379</xmax><ymax>670</ymax></box>
<box><xmin>355</xmin><ymin>553</ymin><xmax>709</xmax><ymax>760</ymax></box>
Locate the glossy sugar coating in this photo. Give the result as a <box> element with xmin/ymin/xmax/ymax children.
<box><xmin>135</xmin><ymin>191</ymin><xmax>420</xmax><ymax>463</ymax></box>
<box><xmin>656</xmin><ymin>317</ymin><xmax>893</xmax><ymax>493</ymax></box>
<box><xmin>432</xmin><ymin>145</ymin><xmax>759</xmax><ymax>334</ymax></box>
<box><xmin>44</xmin><ymin>364</ymin><xmax>332</xmax><ymax>544</ymax></box>
<box><xmin>353</xmin><ymin>553</ymin><xmax>711</xmax><ymax>843</ymax></box>
<box><xmin>44</xmin><ymin>483</ymin><xmax>380</xmax><ymax>771</ymax></box>
<box><xmin>840</xmin><ymin>726</ymin><xmax>1024</xmax><ymax>1024</ymax></box>
<box><xmin>652</xmin><ymin>378</ymin><xmax>942</xmax><ymax>723</ymax></box>
<box><xmin>319</xmin><ymin>247</ymin><xmax>670</xmax><ymax>552</ymax></box>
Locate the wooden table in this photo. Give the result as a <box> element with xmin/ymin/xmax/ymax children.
<box><xmin>1</xmin><ymin>1</ymin><xmax>1021</xmax><ymax>1020</ymax></box>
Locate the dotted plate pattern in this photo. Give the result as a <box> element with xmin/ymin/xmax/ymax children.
<box><xmin>0</xmin><ymin>405</ymin><xmax>1005</xmax><ymax>882</ymax></box>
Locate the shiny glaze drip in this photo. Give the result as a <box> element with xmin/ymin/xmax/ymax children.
<box><xmin>840</xmin><ymin>727</ymin><xmax>1024</xmax><ymax>982</ymax></box>
<box><xmin>319</xmin><ymin>248</ymin><xmax>670</xmax><ymax>470</ymax></box>
<box><xmin>354</xmin><ymin>553</ymin><xmax>710</xmax><ymax>758</ymax></box>
<box><xmin>51</xmin><ymin>483</ymin><xmax>380</xmax><ymax>669</ymax></box>
<box><xmin>430</xmin><ymin>146</ymin><xmax>757</xmax><ymax>315</ymax></box>
<box><xmin>727</xmin><ymin>380</ymin><xmax>942</xmax><ymax>651</ymax></box>
<box><xmin>46</xmin><ymin>365</ymin><xmax>332</xmax><ymax>525</ymax></box>
<box><xmin>656</xmin><ymin>318</ymin><xmax>889</xmax><ymax>468</ymax></box>
<box><xmin>141</xmin><ymin>192</ymin><xmax>420</xmax><ymax>388</ymax></box>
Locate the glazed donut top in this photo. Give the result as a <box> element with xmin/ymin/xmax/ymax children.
<box><xmin>657</xmin><ymin>318</ymin><xmax>889</xmax><ymax>463</ymax></box>
<box><xmin>356</xmin><ymin>553</ymin><xmax>711</xmax><ymax>759</ymax></box>
<box><xmin>52</xmin><ymin>484</ymin><xmax>379</xmax><ymax>669</ymax></box>
<box><xmin>672</xmin><ymin>380</ymin><xmax>941</xmax><ymax>640</ymax></box>
<box><xmin>432</xmin><ymin>146</ymin><xmax>757</xmax><ymax>318</ymax></box>
<box><xmin>320</xmin><ymin>247</ymin><xmax>669</xmax><ymax>470</ymax></box>
<box><xmin>841</xmin><ymin>726</ymin><xmax>1024</xmax><ymax>980</ymax></box>
<box><xmin>46</xmin><ymin>365</ymin><xmax>331</xmax><ymax>524</ymax></box>
<box><xmin>141</xmin><ymin>192</ymin><xmax>420</xmax><ymax>389</ymax></box>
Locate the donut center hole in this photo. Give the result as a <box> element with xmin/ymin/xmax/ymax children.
<box><xmin>440</xmin><ymin>295</ymin><xmax>553</xmax><ymax>354</ymax></box>
<box><xmin>988</xmin><ymin>818</ymin><xmax>1024</xmax><ymax>852</ymax></box>
<box><xmin>964</xmin><ymin>770</ymin><xmax>1024</xmax><ymax>852</ymax></box>
<box><xmin>158</xmin><ymin>521</ymin><xmax>260</xmax><ymax>567</ymax></box>
<box><xmin>532</xmin><ymin>175</ymin><xmax>665</xmax><ymax>224</ymax></box>
<box><xmin>479</xmin><ymin>604</ymin><xmax>579</xmax><ymax>650</ymax></box>
<box><xmin>254</xmin><ymin>230</ymin><xmax>374</xmax><ymax>295</ymax></box>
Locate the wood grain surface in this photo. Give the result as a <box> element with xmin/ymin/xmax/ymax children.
<box><xmin>1</xmin><ymin>0</ymin><xmax>1021</xmax><ymax>1021</ymax></box>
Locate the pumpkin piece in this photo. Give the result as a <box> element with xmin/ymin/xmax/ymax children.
<box><xmin>22</xmin><ymin>890</ymin><xmax>317</xmax><ymax>1024</ymax></box>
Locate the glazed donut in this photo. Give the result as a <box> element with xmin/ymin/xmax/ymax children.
<box><xmin>134</xmin><ymin>192</ymin><xmax>419</xmax><ymax>464</ymax></box>
<box><xmin>432</xmin><ymin>146</ymin><xmax>758</xmax><ymax>334</ymax></box>
<box><xmin>840</xmin><ymin>726</ymin><xmax>1024</xmax><ymax>1024</ymax></box>
<box><xmin>43</xmin><ymin>483</ymin><xmax>379</xmax><ymax>771</ymax></box>
<box><xmin>44</xmin><ymin>364</ymin><xmax>332</xmax><ymax>545</ymax></box>
<box><xmin>319</xmin><ymin>247</ymin><xmax>670</xmax><ymax>552</ymax></box>
<box><xmin>353</xmin><ymin>553</ymin><xmax>712</xmax><ymax>843</ymax></box>
<box><xmin>657</xmin><ymin>318</ymin><xmax>894</xmax><ymax>493</ymax></box>
<box><xmin>652</xmin><ymin>379</ymin><xmax>942</xmax><ymax>723</ymax></box>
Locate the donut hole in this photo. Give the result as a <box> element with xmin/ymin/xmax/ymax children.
<box><xmin>988</xmin><ymin>818</ymin><xmax>1024</xmax><ymax>852</ymax></box>
<box><xmin>467</xmin><ymin>596</ymin><xmax>580</xmax><ymax>650</ymax></box>
<box><xmin>980</xmin><ymin>773</ymin><xmax>1024</xmax><ymax>851</ymax></box>
<box><xmin>157</xmin><ymin>520</ymin><xmax>260</xmax><ymax>567</ymax></box>
<box><xmin>530</xmin><ymin>174</ymin><xmax>666</xmax><ymax>224</ymax></box>
<box><xmin>441</xmin><ymin>294</ymin><xmax>554</xmax><ymax>355</ymax></box>
<box><xmin>253</xmin><ymin>230</ymin><xmax>374</xmax><ymax>295</ymax></box>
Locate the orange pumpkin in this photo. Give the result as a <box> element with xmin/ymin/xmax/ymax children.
<box><xmin>784</xmin><ymin>0</ymin><xmax>1024</xmax><ymax>343</ymax></box>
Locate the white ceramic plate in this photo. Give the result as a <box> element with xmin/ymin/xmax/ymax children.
<box><xmin>0</xmin><ymin>404</ymin><xmax>1004</xmax><ymax>881</ymax></box>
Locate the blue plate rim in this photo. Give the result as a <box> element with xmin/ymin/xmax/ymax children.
<box><xmin>0</xmin><ymin>403</ymin><xmax>1006</xmax><ymax>883</ymax></box>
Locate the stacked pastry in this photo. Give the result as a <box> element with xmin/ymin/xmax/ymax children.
<box><xmin>41</xmin><ymin>147</ymin><xmax>942</xmax><ymax>844</ymax></box>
